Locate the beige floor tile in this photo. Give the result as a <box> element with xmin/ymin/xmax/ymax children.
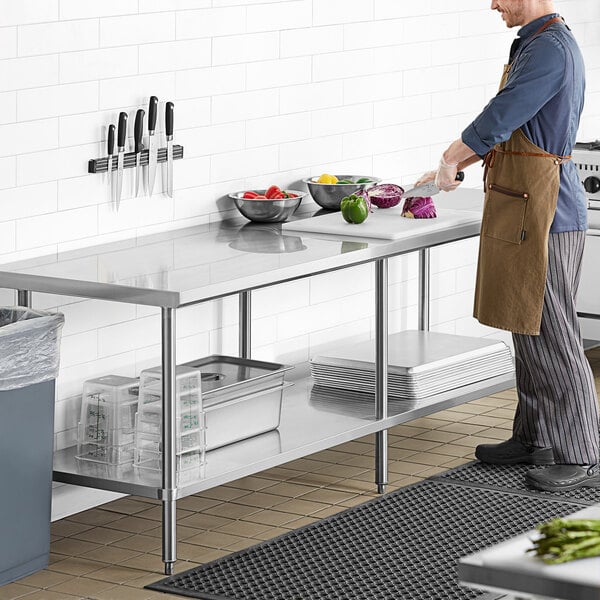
<box><xmin>104</xmin><ymin>515</ymin><xmax>158</xmax><ymax>535</ymax></box>
<box><xmin>402</xmin><ymin>451</ymin><xmax>452</xmax><ymax>467</ymax></box>
<box><xmin>183</xmin><ymin>530</ymin><xmax>246</xmax><ymax>549</ymax></box>
<box><xmin>252</xmin><ymin>526</ymin><xmax>290</xmax><ymax>540</ymax></box>
<box><xmin>85</xmin><ymin>565</ymin><xmax>149</xmax><ymax>585</ymax></box>
<box><xmin>285</xmin><ymin>457</ymin><xmax>327</xmax><ymax>473</ymax></box>
<box><xmin>257</xmin><ymin>466</ymin><xmax>301</xmax><ymax>481</ymax></box>
<box><xmin>176</xmin><ymin>495</ymin><xmax>223</xmax><ymax>513</ymax></box>
<box><xmin>50</xmin><ymin>520</ymin><xmax>93</xmax><ymax>539</ymax></box>
<box><xmin>66</xmin><ymin>508</ymin><xmax>124</xmax><ymax>527</ymax></box>
<box><xmin>272</xmin><ymin>497</ymin><xmax>330</xmax><ymax>515</ymax></box>
<box><xmin>46</xmin><ymin>556</ymin><xmax>106</xmax><ymax>577</ymax></box>
<box><xmin>261</xmin><ymin>481</ymin><xmax>320</xmax><ymax>498</ymax></box>
<box><xmin>389</xmin><ymin>424</ymin><xmax>430</xmax><ymax>437</ymax></box>
<box><xmin>482</xmin><ymin>407</ymin><xmax>516</xmax><ymax>419</ymax></box>
<box><xmin>224</xmin><ymin>538</ymin><xmax>263</xmax><ymax>552</ymax></box>
<box><xmin>73</xmin><ymin>526</ymin><xmax>132</xmax><ymax>545</ymax></box>
<box><xmin>94</xmin><ymin>584</ymin><xmax>164</xmax><ymax>600</ymax></box>
<box><xmin>447</xmin><ymin>403</ymin><xmax>491</xmax><ymax>415</ymax></box>
<box><xmin>201</xmin><ymin>486</ymin><xmax>252</xmax><ymax>502</ymax></box>
<box><xmin>81</xmin><ymin>545</ymin><xmax>143</xmax><ymax>565</ymax></box>
<box><xmin>426</xmin><ymin>443</ymin><xmax>473</xmax><ymax>458</ymax></box>
<box><xmin>312</xmin><ymin>463</ymin><xmax>369</xmax><ymax>479</ymax></box>
<box><xmin>387</xmin><ymin>461</ymin><xmax>433</xmax><ymax>476</ymax></box>
<box><xmin>48</xmin><ymin>575</ymin><xmax>114</xmax><ymax>596</ymax></box>
<box><xmin>203</xmin><ymin>502</ymin><xmax>263</xmax><ymax>520</ymax></box>
<box><xmin>391</xmin><ymin>438</ymin><xmax>442</xmax><ymax>452</ymax></box>
<box><xmin>111</xmin><ymin>534</ymin><xmax>162</xmax><ymax>553</ymax></box>
<box><xmin>334</xmin><ymin>440</ymin><xmax>373</xmax><ymax>455</ymax></box>
<box><xmin>297</xmin><ymin>487</ymin><xmax>358</xmax><ymax>505</ymax></box>
<box><xmin>102</xmin><ymin>497</ymin><xmax>155</xmax><ymax>516</ymax></box>
<box><xmin>0</xmin><ymin>582</ymin><xmax>36</xmax><ymax>599</ymax></box>
<box><xmin>50</xmin><ymin>537</ymin><xmax>102</xmax><ymax>557</ymax></box>
<box><xmin>436</xmin><ymin>422</ymin><xmax>489</xmax><ymax>435</ymax></box>
<box><xmin>13</xmin><ymin>590</ymin><xmax>80</xmax><ymax>599</ymax></box>
<box><xmin>458</xmin><ymin>434</ymin><xmax>506</xmax><ymax>448</ymax></box>
<box><xmin>228</xmin><ymin>475</ymin><xmax>278</xmax><ymax>491</ymax></box>
<box><xmin>133</xmin><ymin>505</ymin><xmax>193</xmax><ymax>523</ymax></box>
<box><xmin>281</xmin><ymin>515</ymin><xmax>320</xmax><ymax>529</ymax></box>
<box><xmin>416</xmin><ymin>465</ymin><xmax>451</xmax><ymax>477</ymax></box>
<box><xmin>177</xmin><ymin>512</ymin><xmax>231</xmax><ymax>531</ymax></box>
<box><xmin>241</xmin><ymin>509</ymin><xmax>298</xmax><ymax>527</ymax></box>
<box><xmin>462</xmin><ymin>414</ymin><xmax>510</xmax><ymax>427</ymax></box>
<box><xmin>215</xmin><ymin>520</ymin><xmax>273</xmax><ymax>538</ymax></box>
<box><xmin>15</xmin><ymin>569</ymin><xmax>72</xmax><ymax>590</ymax></box>
<box><xmin>387</xmin><ymin>446</ymin><xmax>418</xmax><ymax>461</ymax></box>
<box><xmin>441</xmin><ymin>457</ymin><xmax>471</xmax><ymax>468</ymax></box>
<box><xmin>406</xmin><ymin>416</ymin><xmax>449</xmax><ymax>430</ymax></box>
<box><xmin>118</xmin><ymin>553</ymin><xmax>168</xmax><ymax>573</ymax></box>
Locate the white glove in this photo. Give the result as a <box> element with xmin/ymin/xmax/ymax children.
<box><xmin>434</xmin><ymin>157</ymin><xmax>461</xmax><ymax>192</ymax></box>
<box><xmin>414</xmin><ymin>170</ymin><xmax>437</xmax><ymax>187</ymax></box>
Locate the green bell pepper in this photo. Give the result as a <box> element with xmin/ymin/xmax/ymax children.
<box><xmin>340</xmin><ymin>194</ymin><xmax>369</xmax><ymax>224</ymax></box>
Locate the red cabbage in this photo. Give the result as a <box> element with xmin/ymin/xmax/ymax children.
<box><xmin>401</xmin><ymin>196</ymin><xmax>437</xmax><ymax>219</ymax></box>
<box><xmin>368</xmin><ymin>183</ymin><xmax>404</xmax><ymax>209</ymax></box>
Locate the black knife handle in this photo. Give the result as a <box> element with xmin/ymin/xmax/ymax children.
<box><xmin>456</xmin><ymin>171</ymin><xmax>465</xmax><ymax>181</ymax></box>
<box><xmin>107</xmin><ymin>124</ymin><xmax>115</xmax><ymax>156</ymax></box>
<box><xmin>134</xmin><ymin>109</ymin><xmax>145</xmax><ymax>153</ymax></box>
<box><xmin>165</xmin><ymin>102</ymin><xmax>174</xmax><ymax>137</ymax></box>
<box><xmin>148</xmin><ymin>96</ymin><xmax>158</xmax><ymax>133</ymax></box>
<box><xmin>117</xmin><ymin>112</ymin><xmax>127</xmax><ymax>148</ymax></box>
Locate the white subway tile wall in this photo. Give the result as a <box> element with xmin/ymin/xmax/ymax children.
<box><xmin>0</xmin><ymin>0</ymin><xmax>598</xmax><ymax>515</ymax></box>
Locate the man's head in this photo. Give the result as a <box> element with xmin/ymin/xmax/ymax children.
<box><xmin>491</xmin><ymin>0</ymin><xmax>555</xmax><ymax>28</ymax></box>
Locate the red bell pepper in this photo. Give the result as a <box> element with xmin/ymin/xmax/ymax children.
<box><xmin>265</xmin><ymin>185</ymin><xmax>281</xmax><ymax>199</ymax></box>
<box><xmin>242</xmin><ymin>191</ymin><xmax>259</xmax><ymax>199</ymax></box>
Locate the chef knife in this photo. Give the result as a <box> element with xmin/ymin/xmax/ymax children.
<box><xmin>106</xmin><ymin>123</ymin><xmax>115</xmax><ymax>208</ymax></box>
<box><xmin>146</xmin><ymin>95</ymin><xmax>158</xmax><ymax>197</ymax></box>
<box><xmin>116</xmin><ymin>111</ymin><xmax>127</xmax><ymax>211</ymax></box>
<box><xmin>165</xmin><ymin>101</ymin><xmax>174</xmax><ymax>198</ymax></box>
<box><xmin>402</xmin><ymin>171</ymin><xmax>464</xmax><ymax>198</ymax></box>
<box><xmin>134</xmin><ymin>108</ymin><xmax>145</xmax><ymax>197</ymax></box>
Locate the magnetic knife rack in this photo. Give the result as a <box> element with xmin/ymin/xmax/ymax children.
<box><xmin>88</xmin><ymin>145</ymin><xmax>184</xmax><ymax>174</ymax></box>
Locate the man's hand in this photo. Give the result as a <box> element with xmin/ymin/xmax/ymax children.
<box><xmin>435</xmin><ymin>157</ymin><xmax>462</xmax><ymax>192</ymax></box>
<box><xmin>414</xmin><ymin>170</ymin><xmax>437</xmax><ymax>187</ymax></box>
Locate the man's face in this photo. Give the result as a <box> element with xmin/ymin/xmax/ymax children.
<box><xmin>491</xmin><ymin>0</ymin><xmax>528</xmax><ymax>28</ymax></box>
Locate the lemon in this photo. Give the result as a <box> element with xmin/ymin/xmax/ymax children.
<box><xmin>317</xmin><ymin>173</ymin><xmax>338</xmax><ymax>184</ymax></box>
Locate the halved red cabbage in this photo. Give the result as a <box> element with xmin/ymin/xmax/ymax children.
<box><xmin>368</xmin><ymin>183</ymin><xmax>404</xmax><ymax>208</ymax></box>
<box><xmin>401</xmin><ymin>196</ymin><xmax>437</xmax><ymax>219</ymax></box>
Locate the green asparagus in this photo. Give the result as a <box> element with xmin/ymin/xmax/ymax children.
<box><xmin>528</xmin><ymin>518</ymin><xmax>600</xmax><ymax>564</ymax></box>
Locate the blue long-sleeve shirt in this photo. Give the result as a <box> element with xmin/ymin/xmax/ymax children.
<box><xmin>462</xmin><ymin>14</ymin><xmax>587</xmax><ymax>233</ymax></box>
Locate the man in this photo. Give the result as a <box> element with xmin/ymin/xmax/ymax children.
<box><xmin>420</xmin><ymin>0</ymin><xmax>600</xmax><ymax>491</ymax></box>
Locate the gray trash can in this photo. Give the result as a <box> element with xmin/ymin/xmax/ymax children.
<box><xmin>0</xmin><ymin>307</ymin><xmax>64</xmax><ymax>586</ymax></box>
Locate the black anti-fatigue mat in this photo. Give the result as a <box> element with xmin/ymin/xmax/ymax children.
<box><xmin>148</xmin><ymin>480</ymin><xmax>581</xmax><ymax>600</ymax></box>
<box><xmin>436</xmin><ymin>460</ymin><xmax>600</xmax><ymax>506</ymax></box>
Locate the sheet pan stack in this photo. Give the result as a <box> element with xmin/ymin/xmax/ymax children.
<box><xmin>310</xmin><ymin>330</ymin><xmax>514</xmax><ymax>401</ymax></box>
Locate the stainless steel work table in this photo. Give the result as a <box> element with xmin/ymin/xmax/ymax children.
<box><xmin>0</xmin><ymin>188</ymin><xmax>515</xmax><ymax>574</ymax></box>
<box><xmin>458</xmin><ymin>505</ymin><xmax>600</xmax><ymax>600</ymax></box>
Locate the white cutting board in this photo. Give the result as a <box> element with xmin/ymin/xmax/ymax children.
<box><xmin>282</xmin><ymin>207</ymin><xmax>481</xmax><ymax>240</ymax></box>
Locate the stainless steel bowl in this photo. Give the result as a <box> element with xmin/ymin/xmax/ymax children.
<box><xmin>229</xmin><ymin>190</ymin><xmax>305</xmax><ymax>223</ymax></box>
<box><xmin>303</xmin><ymin>175</ymin><xmax>381</xmax><ymax>211</ymax></box>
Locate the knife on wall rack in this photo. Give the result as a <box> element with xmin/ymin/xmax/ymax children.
<box><xmin>165</xmin><ymin>101</ymin><xmax>174</xmax><ymax>198</ymax></box>
<box><xmin>106</xmin><ymin>123</ymin><xmax>115</xmax><ymax>207</ymax></box>
<box><xmin>147</xmin><ymin>96</ymin><xmax>158</xmax><ymax>198</ymax></box>
<box><xmin>134</xmin><ymin>108</ymin><xmax>145</xmax><ymax>197</ymax></box>
<box><xmin>115</xmin><ymin>112</ymin><xmax>127</xmax><ymax>211</ymax></box>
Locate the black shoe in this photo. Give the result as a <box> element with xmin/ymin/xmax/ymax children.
<box><xmin>525</xmin><ymin>464</ymin><xmax>600</xmax><ymax>492</ymax></box>
<box><xmin>475</xmin><ymin>438</ymin><xmax>554</xmax><ymax>465</ymax></box>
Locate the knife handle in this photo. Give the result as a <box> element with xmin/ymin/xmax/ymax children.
<box><xmin>456</xmin><ymin>171</ymin><xmax>465</xmax><ymax>181</ymax></box>
<box><xmin>107</xmin><ymin>124</ymin><xmax>115</xmax><ymax>156</ymax></box>
<box><xmin>165</xmin><ymin>102</ymin><xmax>174</xmax><ymax>137</ymax></box>
<box><xmin>134</xmin><ymin>109</ymin><xmax>145</xmax><ymax>153</ymax></box>
<box><xmin>148</xmin><ymin>96</ymin><xmax>158</xmax><ymax>133</ymax></box>
<box><xmin>117</xmin><ymin>112</ymin><xmax>127</xmax><ymax>148</ymax></box>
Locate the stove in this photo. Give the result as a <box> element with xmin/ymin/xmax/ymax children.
<box><xmin>573</xmin><ymin>141</ymin><xmax>600</xmax><ymax>340</ymax></box>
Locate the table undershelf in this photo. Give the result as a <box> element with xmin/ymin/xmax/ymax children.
<box><xmin>53</xmin><ymin>370</ymin><xmax>515</xmax><ymax>499</ymax></box>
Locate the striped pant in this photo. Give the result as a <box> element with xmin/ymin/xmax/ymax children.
<box><xmin>512</xmin><ymin>230</ymin><xmax>600</xmax><ymax>465</ymax></box>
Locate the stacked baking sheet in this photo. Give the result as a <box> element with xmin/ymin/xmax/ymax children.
<box><xmin>310</xmin><ymin>330</ymin><xmax>514</xmax><ymax>400</ymax></box>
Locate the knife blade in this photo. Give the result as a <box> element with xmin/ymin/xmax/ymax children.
<box><xmin>116</xmin><ymin>111</ymin><xmax>127</xmax><ymax>211</ymax></box>
<box><xmin>147</xmin><ymin>95</ymin><xmax>158</xmax><ymax>198</ymax></box>
<box><xmin>107</xmin><ymin>123</ymin><xmax>115</xmax><ymax>208</ymax></box>
<box><xmin>165</xmin><ymin>101</ymin><xmax>174</xmax><ymax>198</ymax></box>
<box><xmin>402</xmin><ymin>171</ymin><xmax>464</xmax><ymax>198</ymax></box>
<box><xmin>134</xmin><ymin>108</ymin><xmax>145</xmax><ymax>197</ymax></box>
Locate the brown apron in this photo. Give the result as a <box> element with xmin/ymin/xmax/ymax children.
<box><xmin>473</xmin><ymin>17</ymin><xmax>571</xmax><ymax>335</ymax></box>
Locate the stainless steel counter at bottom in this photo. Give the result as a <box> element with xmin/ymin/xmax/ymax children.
<box><xmin>458</xmin><ymin>505</ymin><xmax>600</xmax><ymax>600</ymax></box>
<box><xmin>53</xmin><ymin>371</ymin><xmax>515</xmax><ymax>500</ymax></box>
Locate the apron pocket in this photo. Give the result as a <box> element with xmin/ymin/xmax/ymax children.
<box><xmin>483</xmin><ymin>183</ymin><xmax>529</xmax><ymax>244</ymax></box>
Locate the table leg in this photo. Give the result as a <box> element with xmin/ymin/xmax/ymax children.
<box><xmin>375</xmin><ymin>258</ymin><xmax>388</xmax><ymax>494</ymax></box>
<box><xmin>239</xmin><ymin>291</ymin><xmax>251</xmax><ymax>359</ymax></box>
<box><xmin>161</xmin><ymin>307</ymin><xmax>177</xmax><ymax>575</ymax></box>
<box><xmin>418</xmin><ymin>248</ymin><xmax>430</xmax><ymax>331</ymax></box>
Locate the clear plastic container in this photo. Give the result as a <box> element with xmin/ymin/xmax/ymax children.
<box><xmin>76</xmin><ymin>375</ymin><xmax>139</xmax><ymax>465</ymax></box>
<box><xmin>135</xmin><ymin>365</ymin><xmax>206</xmax><ymax>473</ymax></box>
